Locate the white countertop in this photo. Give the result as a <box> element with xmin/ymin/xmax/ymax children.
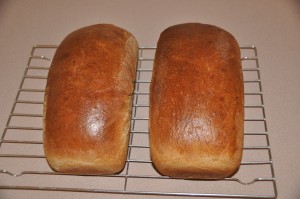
<box><xmin>0</xmin><ymin>0</ymin><xmax>299</xmax><ymax>198</ymax></box>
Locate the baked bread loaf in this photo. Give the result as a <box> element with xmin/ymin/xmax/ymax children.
<box><xmin>150</xmin><ymin>23</ymin><xmax>244</xmax><ymax>179</ymax></box>
<box><xmin>44</xmin><ymin>24</ymin><xmax>139</xmax><ymax>174</ymax></box>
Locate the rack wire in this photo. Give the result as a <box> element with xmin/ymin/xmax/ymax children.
<box><xmin>0</xmin><ymin>45</ymin><xmax>277</xmax><ymax>198</ymax></box>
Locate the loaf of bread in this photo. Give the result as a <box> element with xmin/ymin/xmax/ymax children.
<box><xmin>43</xmin><ymin>24</ymin><xmax>139</xmax><ymax>174</ymax></box>
<box><xmin>150</xmin><ymin>23</ymin><xmax>244</xmax><ymax>179</ymax></box>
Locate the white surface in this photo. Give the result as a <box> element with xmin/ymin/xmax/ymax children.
<box><xmin>0</xmin><ymin>0</ymin><xmax>299</xmax><ymax>198</ymax></box>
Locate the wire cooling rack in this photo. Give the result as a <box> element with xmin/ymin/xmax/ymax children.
<box><xmin>0</xmin><ymin>45</ymin><xmax>277</xmax><ymax>198</ymax></box>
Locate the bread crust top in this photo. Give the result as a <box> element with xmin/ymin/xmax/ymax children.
<box><xmin>44</xmin><ymin>24</ymin><xmax>138</xmax><ymax>174</ymax></box>
<box><xmin>150</xmin><ymin>23</ymin><xmax>244</xmax><ymax>179</ymax></box>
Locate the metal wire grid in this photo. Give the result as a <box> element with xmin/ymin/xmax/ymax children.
<box><xmin>0</xmin><ymin>45</ymin><xmax>277</xmax><ymax>198</ymax></box>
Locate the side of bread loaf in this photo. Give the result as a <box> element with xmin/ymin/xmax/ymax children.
<box><xmin>44</xmin><ymin>24</ymin><xmax>139</xmax><ymax>174</ymax></box>
<box><xmin>150</xmin><ymin>23</ymin><xmax>244</xmax><ymax>179</ymax></box>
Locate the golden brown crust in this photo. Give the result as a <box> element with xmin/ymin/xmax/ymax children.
<box><xmin>149</xmin><ymin>23</ymin><xmax>244</xmax><ymax>179</ymax></box>
<box><xmin>43</xmin><ymin>24</ymin><xmax>138</xmax><ymax>174</ymax></box>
